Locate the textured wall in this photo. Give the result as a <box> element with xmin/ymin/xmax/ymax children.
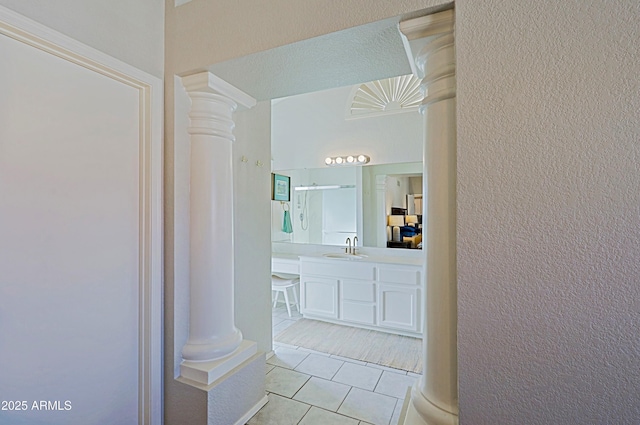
<box><xmin>456</xmin><ymin>1</ymin><xmax>640</xmax><ymax>423</ymax></box>
<box><xmin>166</xmin><ymin>0</ymin><xmax>450</xmax><ymax>75</ymax></box>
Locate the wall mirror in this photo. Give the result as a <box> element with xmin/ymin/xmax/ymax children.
<box><xmin>271</xmin><ymin>162</ymin><xmax>422</xmax><ymax>248</ymax></box>
<box><xmin>270</xmin><ymin>78</ymin><xmax>424</xmax><ymax>250</ymax></box>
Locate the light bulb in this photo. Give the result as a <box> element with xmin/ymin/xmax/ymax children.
<box><xmin>325</xmin><ymin>157</ymin><xmax>333</xmax><ymax>165</ymax></box>
<box><xmin>346</xmin><ymin>155</ymin><xmax>355</xmax><ymax>163</ymax></box>
<box><xmin>335</xmin><ymin>157</ymin><xmax>344</xmax><ymax>164</ymax></box>
<box><xmin>357</xmin><ymin>155</ymin><xmax>366</xmax><ymax>162</ymax></box>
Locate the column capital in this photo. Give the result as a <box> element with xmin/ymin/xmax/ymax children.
<box><xmin>181</xmin><ymin>72</ymin><xmax>256</xmax><ymax>141</ymax></box>
<box><xmin>400</xmin><ymin>9</ymin><xmax>455</xmax><ymax>111</ymax></box>
<box><xmin>399</xmin><ymin>9</ymin><xmax>454</xmax><ymax>42</ymax></box>
<box><xmin>182</xmin><ymin>71</ymin><xmax>256</xmax><ymax>110</ymax></box>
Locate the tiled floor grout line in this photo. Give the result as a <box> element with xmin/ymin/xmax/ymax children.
<box><xmin>270</xmin><ymin>369</ymin><xmax>372</xmax><ymax>425</ymax></box>
<box><xmin>269</xmin><ymin>360</ymin><xmax>391</xmax><ymax>424</ymax></box>
<box><xmin>268</xmin><ymin>306</ymin><xmax>412</xmax><ymax>425</ymax></box>
<box><xmin>293</xmin><ymin>402</ymin><xmax>312</xmax><ymax>425</ymax></box>
<box><xmin>335</xmin><ymin>385</ymin><xmax>353</xmax><ymax>415</ymax></box>
<box><xmin>328</xmin><ymin>359</ymin><xmax>344</xmax><ymax>381</ymax></box>
<box><xmin>289</xmin><ymin>373</ymin><xmax>312</xmax><ymax>400</ymax></box>
<box><xmin>372</xmin><ymin>370</ymin><xmax>384</xmax><ymax>394</ymax></box>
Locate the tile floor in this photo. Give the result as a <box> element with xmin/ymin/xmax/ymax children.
<box><xmin>247</xmin><ymin>304</ymin><xmax>420</xmax><ymax>425</ymax></box>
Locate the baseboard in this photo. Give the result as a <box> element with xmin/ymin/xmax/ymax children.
<box><xmin>233</xmin><ymin>395</ymin><xmax>268</xmax><ymax>425</ymax></box>
<box><xmin>398</xmin><ymin>386</ymin><xmax>412</xmax><ymax>425</ymax></box>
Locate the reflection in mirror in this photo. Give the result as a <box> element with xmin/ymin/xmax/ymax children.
<box><xmin>271</xmin><ymin>162</ymin><xmax>422</xmax><ymax>249</ymax></box>
<box><xmin>271</xmin><ymin>166</ymin><xmax>357</xmax><ymax>245</ymax></box>
<box><xmin>270</xmin><ymin>79</ymin><xmax>424</xmax><ymax>250</ymax></box>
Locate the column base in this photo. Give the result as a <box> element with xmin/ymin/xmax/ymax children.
<box><xmin>399</xmin><ymin>383</ymin><xmax>458</xmax><ymax>425</ymax></box>
<box><xmin>180</xmin><ymin>339</ymin><xmax>257</xmax><ymax>386</ymax></box>
<box><xmin>182</xmin><ymin>327</ymin><xmax>243</xmax><ymax>361</ymax></box>
<box><xmin>175</xmin><ymin>342</ymin><xmax>267</xmax><ymax>425</ymax></box>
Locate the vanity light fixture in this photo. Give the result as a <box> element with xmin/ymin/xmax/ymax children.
<box><xmin>324</xmin><ymin>154</ymin><xmax>370</xmax><ymax>166</ymax></box>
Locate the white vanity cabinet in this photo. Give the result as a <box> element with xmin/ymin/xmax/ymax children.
<box><xmin>300</xmin><ymin>258</ymin><xmax>373</xmax><ymax>321</ymax></box>
<box><xmin>377</xmin><ymin>264</ymin><xmax>421</xmax><ymax>332</ymax></box>
<box><xmin>299</xmin><ymin>256</ymin><xmax>423</xmax><ymax>337</ymax></box>
<box><xmin>300</xmin><ymin>276</ymin><xmax>339</xmax><ymax>318</ymax></box>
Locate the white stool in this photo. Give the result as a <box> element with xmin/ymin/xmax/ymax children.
<box><xmin>271</xmin><ymin>274</ymin><xmax>300</xmax><ymax>318</ymax></box>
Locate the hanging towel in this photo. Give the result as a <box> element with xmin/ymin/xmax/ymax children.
<box><xmin>282</xmin><ymin>210</ymin><xmax>293</xmax><ymax>233</ymax></box>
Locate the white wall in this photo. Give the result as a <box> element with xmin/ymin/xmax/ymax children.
<box><xmin>271</xmin><ymin>85</ymin><xmax>423</xmax><ymax>170</ymax></box>
<box><xmin>456</xmin><ymin>1</ymin><xmax>640</xmax><ymax>423</ymax></box>
<box><xmin>168</xmin><ymin>75</ymin><xmax>192</xmax><ymax>378</ymax></box>
<box><xmin>0</xmin><ymin>0</ymin><xmax>164</xmax><ymax>78</ymax></box>
<box><xmin>0</xmin><ymin>23</ymin><xmax>149</xmax><ymax>425</ymax></box>
<box><xmin>234</xmin><ymin>101</ymin><xmax>273</xmax><ymax>353</ymax></box>
<box><xmin>386</xmin><ymin>176</ymin><xmax>411</xmax><ymax>211</ymax></box>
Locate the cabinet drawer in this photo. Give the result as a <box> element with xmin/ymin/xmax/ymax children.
<box><xmin>341</xmin><ymin>280</ymin><xmax>375</xmax><ymax>302</ymax></box>
<box><xmin>341</xmin><ymin>301</ymin><xmax>376</xmax><ymax>325</ymax></box>
<box><xmin>377</xmin><ymin>266</ymin><xmax>421</xmax><ymax>285</ymax></box>
<box><xmin>301</xmin><ymin>259</ymin><xmax>375</xmax><ymax>280</ymax></box>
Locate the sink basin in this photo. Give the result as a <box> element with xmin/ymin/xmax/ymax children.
<box><xmin>323</xmin><ymin>253</ymin><xmax>367</xmax><ymax>260</ymax></box>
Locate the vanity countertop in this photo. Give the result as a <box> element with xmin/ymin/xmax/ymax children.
<box><xmin>272</xmin><ymin>253</ymin><xmax>301</xmax><ymax>261</ymax></box>
<box><xmin>274</xmin><ymin>252</ymin><xmax>423</xmax><ymax>267</ymax></box>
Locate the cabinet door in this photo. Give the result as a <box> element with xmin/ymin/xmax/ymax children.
<box><xmin>301</xmin><ymin>276</ymin><xmax>339</xmax><ymax>319</ymax></box>
<box><xmin>377</xmin><ymin>284</ymin><xmax>420</xmax><ymax>332</ymax></box>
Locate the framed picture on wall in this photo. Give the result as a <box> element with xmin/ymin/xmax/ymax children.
<box><xmin>271</xmin><ymin>173</ymin><xmax>291</xmax><ymax>202</ymax></box>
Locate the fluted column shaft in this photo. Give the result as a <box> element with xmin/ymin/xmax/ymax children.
<box><xmin>181</xmin><ymin>72</ymin><xmax>256</xmax><ymax>362</ymax></box>
<box><xmin>400</xmin><ymin>9</ymin><xmax>458</xmax><ymax>425</ymax></box>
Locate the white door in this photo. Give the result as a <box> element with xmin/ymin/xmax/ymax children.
<box><xmin>0</xmin><ymin>15</ymin><xmax>161</xmax><ymax>425</ymax></box>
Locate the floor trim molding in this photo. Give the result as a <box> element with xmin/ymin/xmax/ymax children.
<box><xmin>234</xmin><ymin>395</ymin><xmax>268</xmax><ymax>425</ymax></box>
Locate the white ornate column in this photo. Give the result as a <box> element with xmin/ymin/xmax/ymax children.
<box><xmin>399</xmin><ymin>9</ymin><xmax>458</xmax><ymax>425</ymax></box>
<box><xmin>180</xmin><ymin>71</ymin><xmax>259</xmax><ymax>385</ymax></box>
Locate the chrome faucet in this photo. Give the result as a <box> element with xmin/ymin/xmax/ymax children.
<box><xmin>352</xmin><ymin>236</ymin><xmax>358</xmax><ymax>255</ymax></box>
<box><xmin>345</xmin><ymin>237</ymin><xmax>351</xmax><ymax>254</ymax></box>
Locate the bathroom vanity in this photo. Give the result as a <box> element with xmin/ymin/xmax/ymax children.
<box><xmin>273</xmin><ymin>253</ymin><xmax>423</xmax><ymax>337</ymax></box>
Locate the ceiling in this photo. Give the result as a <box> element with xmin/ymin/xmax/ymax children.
<box><xmin>206</xmin><ymin>15</ymin><xmax>413</xmax><ymax>101</ymax></box>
